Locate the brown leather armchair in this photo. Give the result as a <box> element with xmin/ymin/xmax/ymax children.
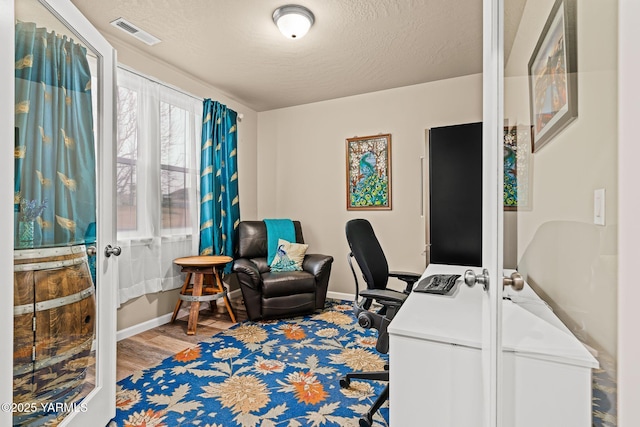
<box><xmin>232</xmin><ymin>221</ymin><xmax>333</xmax><ymax>321</ymax></box>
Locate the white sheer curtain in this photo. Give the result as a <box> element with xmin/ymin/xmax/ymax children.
<box><xmin>115</xmin><ymin>67</ymin><xmax>202</xmax><ymax>306</ymax></box>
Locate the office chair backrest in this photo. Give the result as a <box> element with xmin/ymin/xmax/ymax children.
<box><xmin>345</xmin><ymin>219</ymin><xmax>389</xmax><ymax>290</ymax></box>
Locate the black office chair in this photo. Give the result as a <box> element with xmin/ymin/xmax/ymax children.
<box><xmin>340</xmin><ymin>219</ymin><xmax>421</xmax><ymax>427</ymax></box>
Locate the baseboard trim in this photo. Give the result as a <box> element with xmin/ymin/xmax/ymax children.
<box><xmin>326</xmin><ymin>291</ymin><xmax>356</xmax><ymax>302</ymax></box>
<box><xmin>116</xmin><ymin>288</ymin><xmax>243</xmax><ymax>342</ymax></box>
<box><xmin>117</xmin><ymin>289</ymin><xmax>356</xmax><ymax>341</ymax></box>
<box><xmin>116</xmin><ymin>312</ymin><xmax>174</xmax><ymax>342</ymax></box>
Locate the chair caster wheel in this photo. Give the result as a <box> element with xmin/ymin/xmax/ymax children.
<box><xmin>358</xmin><ymin>312</ymin><xmax>374</xmax><ymax>329</ymax></box>
<box><xmin>359</xmin><ymin>416</ymin><xmax>372</xmax><ymax>427</ymax></box>
<box><xmin>339</xmin><ymin>377</ymin><xmax>350</xmax><ymax>388</ymax></box>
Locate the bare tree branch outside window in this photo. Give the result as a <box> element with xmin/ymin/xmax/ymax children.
<box><xmin>116</xmin><ymin>86</ymin><xmax>138</xmax><ymax>231</ymax></box>
<box><xmin>115</xmin><ymin>83</ymin><xmax>196</xmax><ymax>237</ymax></box>
<box><xmin>160</xmin><ymin>102</ymin><xmax>191</xmax><ymax>232</ymax></box>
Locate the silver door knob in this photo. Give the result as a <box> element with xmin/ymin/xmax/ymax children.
<box><xmin>104</xmin><ymin>244</ymin><xmax>121</xmax><ymax>257</ymax></box>
<box><xmin>464</xmin><ymin>268</ymin><xmax>490</xmax><ymax>291</ymax></box>
<box><xmin>86</xmin><ymin>246</ymin><xmax>97</xmax><ymax>257</ymax></box>
<box><xmin>503</xmin><ymin>272</ymin><xmax>524</xmax><ymax>291</ymax></box>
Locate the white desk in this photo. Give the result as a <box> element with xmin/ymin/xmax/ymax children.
<box><xmin>388</xmin><ymin>264</ymin><xmax>598</xmax><ymax>426</ymax></box>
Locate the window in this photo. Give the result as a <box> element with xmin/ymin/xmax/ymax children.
<box><xmin>115</xmin><ymin>68</ymin><xmax>201</xmax><ymax>240</ymax></box>
<box><xmin>114</xmin><ymin>67</ymin><xmax>202</xmax><ymax>306</ymax></box>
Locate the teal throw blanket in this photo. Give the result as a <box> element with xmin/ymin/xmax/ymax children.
<box><xmin>264</xmin><ymin>219</ymin><xmax>296</xmax><ymax>265</ymax></box>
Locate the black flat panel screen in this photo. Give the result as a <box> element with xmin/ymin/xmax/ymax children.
<box><xmin>429</xmin><ymin>122</ymin><xmax>482</xmax><ymax>267</ymax></box>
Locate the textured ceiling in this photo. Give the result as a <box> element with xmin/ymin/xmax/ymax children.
<box><xmin>66</xmin><ymin>0</ymin><xmax>525</xmax><ymax>112</ymax></box>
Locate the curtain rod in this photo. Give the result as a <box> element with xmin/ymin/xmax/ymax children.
<box><xmin>116</xmin><ymin>64</ymin><xmax>244</xmax><ymax>120</ymax></box>
<box><xmin>117</xmin><ymin>64</ymin><xmax>203</xmax><ymax>102</ymax></box>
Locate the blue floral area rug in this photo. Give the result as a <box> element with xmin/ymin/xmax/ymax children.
<box><xmin>591</xmin><ymin>351</ymin><xmax>617</xmax><ymax>427</ymax></box>
<box><xmin>111</xmin><ymin>301</ymin><xmax>389</xmax><ymax>426</ymax></box>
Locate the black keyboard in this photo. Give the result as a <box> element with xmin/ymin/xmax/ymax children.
<box><xmin>413</xmin><ymin>274</ymin><xmax>460</xmax><ymax>295</ymax></box>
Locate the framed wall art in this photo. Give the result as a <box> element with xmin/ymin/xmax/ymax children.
<box><xmin>528</xmin><ymin>0</ymin><xmax>577</xmax><ymax>152</ymax></box>
<box><xmin>504</xmin><ymin>125</ymin><xmax>533</xmax><ymax>211</ymax></box>
<box><xmin>346</xmin><ymin>134</ymin><xmax>391</xmax><ymax>210</ymax></box>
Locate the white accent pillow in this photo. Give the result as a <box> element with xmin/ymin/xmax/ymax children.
<box><xmin>270</xmin><ymin>239</ymin><xmax>308</xmax><ymax>271</ymax></box>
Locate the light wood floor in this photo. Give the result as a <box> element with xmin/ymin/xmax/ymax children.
<box><xmin>116</xmin><ymin>297</ymin><xmax>247</xmax><ymax>381</ymax></box>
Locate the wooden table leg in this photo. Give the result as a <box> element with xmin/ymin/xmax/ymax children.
<box><xmin>203</xmin><ymin>274</ymin><xmax>217</xmax><ymax>312</ymax></box>
<box><xmin>214</xmin><ymin>269</ymin><xmax>237</xmax><ymax>323</ymax></box>
<box><xmin>187</xmin><ymin>273</ymin><xmax>204</xmax><ymax>335</ymax></box>
<box><xmin>171</xmin><ymin>272</ymin><xmax>191</xmax><ymax>323</ymax></box>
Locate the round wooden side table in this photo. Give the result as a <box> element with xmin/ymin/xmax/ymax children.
<box><xmin>171</xmin><ymin>255</ymin><xmax>236</xmax><ymax>335</ymax></box>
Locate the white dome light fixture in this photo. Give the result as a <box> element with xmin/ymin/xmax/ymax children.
<box><xmin>272</xmin><ymin>4</ymin><xmax>315</xmax><ymax>39</ymax></box>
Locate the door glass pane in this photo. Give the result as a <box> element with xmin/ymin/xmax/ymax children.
<box><xmin>14</xmin><ymin>0</ymin><xmax>98</xmax><ymax>424</ymax></box>
<box><xmin>504</xmin><ymin>0</ymin><xmax>616</xmax><ymax>425</ymax></box>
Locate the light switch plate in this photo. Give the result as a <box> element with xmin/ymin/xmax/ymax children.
<box><xmin>594</xmin><ymin>188</ymin><xmax>605</xmax><ymax>225</ymax></box>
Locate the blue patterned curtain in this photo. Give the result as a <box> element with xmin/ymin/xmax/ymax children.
<box><xmin>14</xmin><ymin>22</ymin><xmax>96</xmax><ymax>249</ymax></box>
<box><xmin>199</xmin><ymin>100</ymin><xmax>239</xmax><ymax>271</ymax></box>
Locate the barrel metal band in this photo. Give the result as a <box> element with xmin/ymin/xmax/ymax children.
<box><xmin>13</xmin><ymin>256</ymin><xmax>86</xmax><ymax>272</ymax></box>
<box><xmin>14</xmin><ymin>244</ymin><xmax>87</xmax><ymax>260</ymax></box>
<box><xmin>13</xmin><ymin>286</ymin><xmax>95</xmax><ymax>316</ymax></box>
<box><xmin>179</xmin><ymin>291</ymin><xmax>226</xmax><ymax>303</ymax></box>
<box><xmin>13</xmin><ymin>336</ymin><xmax>93</xmax><ymax>376</ymax></box>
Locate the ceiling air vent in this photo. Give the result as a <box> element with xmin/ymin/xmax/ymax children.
<box><xmin>110</xmin><ymin>17</ymin><xmax>161</xmax><ymax>46</ymax></box>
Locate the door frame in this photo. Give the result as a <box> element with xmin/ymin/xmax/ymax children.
<box><xmin>618</xmin><ymin>0</ymin><xmax>640</xmax><ymax>425</ymax></box>
<box><xmin>0</xmin><ymin>0</ymin><xmax>16</xmax><ymax>424</ymax></box>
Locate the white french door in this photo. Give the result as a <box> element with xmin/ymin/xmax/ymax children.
<box><xmin>3</xmin><ymin>0</ymin><xmax>117</xmax><ymax>426</ymax></box>
<box><xmin>490</xmin><ymin>0</ymin><xmax>620</xmax><ymax>425</ymax></box>
<box><xmin>480</xmin><ymin>0</ymin><xmax>504</xmax><ymax>425</ymax></box>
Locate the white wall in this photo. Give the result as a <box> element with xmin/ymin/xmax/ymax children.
<box><xmin>257</xmin><ymin>75</ymin><xmax>483</xmax><ymax>295</ymax></box>
<box><xmin>505</xmin><ymin>0</ymin><xmax>618</xmax><ymax>357</ymax></box>
<box><xmin>107</xmin><ymin>37</ymin><xmax>259</xmax><ymax>331</ymax></box>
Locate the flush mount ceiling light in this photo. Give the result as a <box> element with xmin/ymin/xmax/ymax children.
<box><xmin>272</xmin><ymin>4</ymin><xmax>315</xmax><ymax>39</ymax></box>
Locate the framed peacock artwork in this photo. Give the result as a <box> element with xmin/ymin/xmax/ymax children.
<box><xmin>504</xmin><ymin>125</ymin><xmax>533</xmax><ymax>211</ymax></box>
<box><xmin>346</xmin><ymin>134</ymin><xmax>391</xmax><ymax>211</ymax></box>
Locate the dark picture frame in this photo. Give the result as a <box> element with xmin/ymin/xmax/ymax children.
<box><xmin>346</xmin><ymin>134</ymin><xmax>391</xmax><ymax>211</ymax></box>
<box><xmin>528</xmin><ymin>0</ymin><xmax>577</xmax><ymax>152</ymax></box>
